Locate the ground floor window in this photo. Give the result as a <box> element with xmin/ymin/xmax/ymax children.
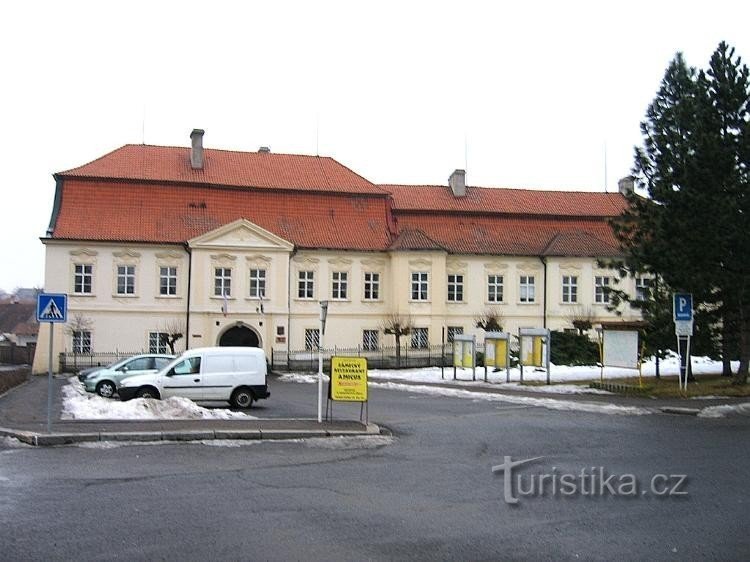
<box><xmin>363</xmin><ymin>329</ymin><xmax>379</xmax><ymax>351</ymax></box>
<box><xmin>72</xmin><ymin>330</ymin><xmax>91</xmax><ymax>354</ymax></box>
<box><xmin>411</xmin><ymin>327</ymin><xmax>429</xmax><ymax>349</ymax></box>
<box><xmin>149</xmin><ymin>332</ymin><xmax>169</xmax><ymax>354</ymax></box>
<box><xmin>447</xmin><ymin>326</ymin><xmax>463</xmax><ymax>343</ymax></box>
<box><xmin>305</xmin><ymin>328</ymin><xmax>320</xmax><ymax>351</ymax></box>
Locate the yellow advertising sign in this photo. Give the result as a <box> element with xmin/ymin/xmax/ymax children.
<box><xmin>330</xmin><ymin>357</ymin><xmax>368</xmax><ymax>402</ymax></box>
<box><xmin>485</xmin><ymin>339</ymin><xmax>507</xmax><ymax>368</ymax></box>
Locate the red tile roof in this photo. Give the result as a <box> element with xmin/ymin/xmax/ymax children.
<box><xmin>388</xmin><ymin>229</ymin><xmax>445</xmax><ymax>251</ymax></box>
<box><xmin>382</xmin><ymin>184</ymin><xmax>627</xmax><ymax>217</ymax></box>
<box><xmin>60</xmin><ymin>145</ymin><xmax>387</xmax><ymax>195</ymax></box>
<box><xmin>51</xmin><ymin>180</ymin><xmax>393</xmax><ymax>251</ymax></box>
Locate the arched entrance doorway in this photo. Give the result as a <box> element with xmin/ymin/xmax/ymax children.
<box><xmin>219</xmin><ymin>325</ymin><xmax>260</xmax><ymax>347</ymax></box>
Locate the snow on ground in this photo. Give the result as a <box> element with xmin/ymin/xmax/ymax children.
<box><xmin>697</xmin><ymin>403</ymin><xmax>750</xmax><ymax>418</ymax></box>
<box><xmin>369</xmin><ymin>381</ymin><xmax>653</xmax><ymax>416</ymax></box>
<box><xmin>61</xmin><ymin>377</ymin><xmax>256</xmax><ymax>420</ymax></box>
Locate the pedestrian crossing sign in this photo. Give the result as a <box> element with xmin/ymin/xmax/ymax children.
<box><xmin>37</xmin><ymin>293</ymin><xmax>68</xmax><ymax>323</ymax></box>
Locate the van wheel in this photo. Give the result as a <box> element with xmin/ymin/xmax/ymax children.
<box><xmin>231</xmin><ymin>388</ymin><xmax>254</xmax><ymax>409</ymax></box>
<box><xmin>136</xmin><ymin>387</ymin><xmax>160</xmax><ymax>400</ymax></box>
<box><xmin>95</xmin><ymin>380</ymin><xmax>116</xmax><ymax>398</ymax></box>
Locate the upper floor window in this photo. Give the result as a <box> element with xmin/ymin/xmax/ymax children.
<box><xmin>363</xmin><ymin>329</ymin><xmax>379</xmax><ymax>351</ymax></box>
<box><xmin>214</xmin><ymin>267</ymin><xmax>232</xmax><ymax>297</ymax></box>
<box><xmin>74</xmin><ymin>264</ymin><xmax>93</xmax><ymax>294</ymax></box>
<box><xmin>116</xmin><ymin>265</ymin><xmax>136</xmax><ymax>295</ymax></box>
<box><xmin>411</xmin><ymin>272</ymin><xmax>429</xmax><ymax>301</ymax></box>
<box><xmin>364</xmin><ymin>272</ymin><xmax>380</xmax><ymax>300</ymax></box>
<box><xmin>298</xmin><ymin>271</ymin><xmax>314</xmax><ymax>299</ymax></box>
<box><xmin>159</xmin><ymin>266</ymin><xmax>177</xmax><ymax>296</ymax></box>
<box><xmin>249</xmin><ymin>269</ymin><xmax>266</xmax><ymax>299</ymax></box>
<box><xmin>305</xmin><ymin>328</ymin><xmax>320</xmax><ymax>351</ymax></box>
<box><xmin>519</xmin><ymin>275</ymin><xmax>535</xmax><ymax>303</ymax></box>
<box><xmin>149</xmin><ymin>332</ymin><xmax>169</xmax><ymax>354</ymax></box>
<box><xmin>635</xmin><ymin>277</ymin><xmax>651</xmax><ymax>301</ymax></box>
<box><xmin>411</xmin><ymin>327</ymin><xmax>429</xmax><ymax>349</ymax></box>
<box><xmin>595</xmin><ymin>276</ymin><xmax>611</xmax><ymax>304</ymax></box>
<box><xmin>332</xmin><ymin>272</ymin><xmax>348</xmax><ymax>300</ymax></box>
<box><xmin>562</xmin><ymin>275</ymin><xmax>578</xmax><ymax>303</ymax></box>
<box><xmin>72</xmin><ymin>330</ymin><xmax>91</xmax><ymax>353</ymax></box>
<box><xmin>488</xmin><ymin>275</ymin><xmax>504</xmax><ymax>303</ymax></box>
<box><xmin>447</xmin><ymin>274</ymin><xmax>464</xmax><ymax>302</ymax></box>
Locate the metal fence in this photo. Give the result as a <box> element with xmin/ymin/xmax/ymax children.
<box><xmin>271</xmin><ymin>344</ymin><xmax>454</xmax><ymax>372</ymax></box>
<box><xmin>0</xmin><ymin>343</ymin><xmax>36</xmax><ymax>366</ymax></box>
<box><xmin>58</xmin><ymin>350</ymin><xmax>147</xmax><ymax>373</ymax></box>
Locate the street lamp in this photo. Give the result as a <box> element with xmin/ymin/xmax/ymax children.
<box><xmin>318</xmin><ymin>300</ymin><xmax>329</xmax><ymax>423</ymax></box>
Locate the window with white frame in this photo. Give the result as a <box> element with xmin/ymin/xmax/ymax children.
<box><xmin>488</xmin><ymin>275</ymin><xmax>504</xmax><ymax>303</ymax></box>
<box><xmin>447</xmin><ymin>326</ymin><xmax>463</xmax><ymax>343</ymax></box>
<box><xmin>149</xmin><ymin>332</ymin><xmax>169</xmax><ymax>354</ymax></box>
<box><xmin>298</xmin><ymin>271</ymin><xmax>314</xmax><ymax>299</ymax></box>
<box><xmin>159</xmin><ymin>266</ymin><xmax>177</xmax><ymax>296</ymax></box>
<box><xmin>214</xmin><ymin>268</ymin><xmax>232</xmax><ymax>297</ymax></box>
<box><xmin>72</xmin><ymin>330</ymin><xmax>91</xmax><ymax>353</ymax></box>
<box><xmin>74</xmin><ymin>264</ymin><xmax>93</xmax><ymax>294</ymax></box>
<box><xmin>411</xmin><ymin>327</ymin><xmax>429</xmax><ymax>349</ymax></box>
<box><xmin>595</xmin><ymin>276</ymin><xmax>611</xmax><ymax>304</ymax></box>
<box><xmin>332</xmin><ymin>271</ymin><xmax>348</xmax><ymax>300</ymax></box>
<box><xmin>447</xmin><ymin>274</ymin><xmax>464</xmax><ymax>302</ymax></box>
<box><xmin>411</xmin><ymin>272</ymin><xmax>429</xmax><ymax>301</ymax></box>
<box><xmin>249</xmin><ymin>268</ymin><xmax>266</xmax><ymax>299</ymax></box>
<box><xmin>362</xmin><ymin>329</ymin><xmax>379</xmax><ymax>351</ymax></box>
<box><xmin>562</xmin><ymin>275</ymin><xmax>578</xmax><ymax>303</ymax></box>
<box><xmin>519</xmin><ymin>275</ymin><xmax>535</xmax><ymax>303</ymax></box>
<box><xmin>305</xmin><ymin>328</ymin><xmax>320</xmax><ymax>351</ymax></box>
<box><xmin>364</xmin><ymin>272</ymin><xmax>380</xmax><ymax>300</ymax></box>
<box><xmin>635</xmin><ymin>277</ymin><xmax>651</xmax><ymax>301</ymax></box>
<box><xmin>116</xmin><ymin>265</ymin><xmax>136</xmax><ymax>295</ymax></box>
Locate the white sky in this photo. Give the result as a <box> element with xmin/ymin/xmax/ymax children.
<box><xmin>2</xmin><ymin>1</ymin><xmax>748</xmax><ymax>293</ymax></box>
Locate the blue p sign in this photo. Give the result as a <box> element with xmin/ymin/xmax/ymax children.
<box><xmin>673</xmin><ymin>293</ymin><xmax>693</xmax><ymax>322</ymax></box>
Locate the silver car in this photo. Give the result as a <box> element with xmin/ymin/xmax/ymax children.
<box><xmin>79</xmin><ymin>354</ymin><xmax>175</xmax><ymax>398</ymax></box>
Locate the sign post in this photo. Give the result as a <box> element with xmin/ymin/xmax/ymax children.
<box><xmin>673</xmin><ymin>293</ymin><xmax>693</xmax><ymax>392</ymax></box>
<box><xmin>37</xmin><ymin>293</ymin><xmax>68</xmax><ymax>433</ymax></box>
<box><xmin>318</xmin><ymin>300</ymin><xmax>329</xmax><ymax>423</ymax></box>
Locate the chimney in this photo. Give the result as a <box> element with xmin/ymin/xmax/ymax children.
<box><xmin>190</xmin><ymin>129</ymin><xmax>205</xmax><ymax>170</ymax></box>
<box><xmin>258</xmin><ymin>146</ymin><xmax>271</xmax><ymax>153</ymax></box>
<box><xmin>617</xmin><ymin>176</ymin><xmax>635</xmax><ymax>196</ymax></box>
<box><xmin>449</xmin><ymin>169</ymin><xmax>466</xmax><ymax>197</ymax></box>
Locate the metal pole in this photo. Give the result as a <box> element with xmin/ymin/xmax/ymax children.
<box><xmin>318</xmin><ymin>325</ymin><xmax>323</xmax><ymax>423</ymax></box>
<box><xmin>47</xmin><ymin>322</ymin><xmax>53</xmax><ymax>433</ymax></box>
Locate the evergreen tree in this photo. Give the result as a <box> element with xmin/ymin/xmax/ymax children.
<box><xmin>611</xmin><ymin>43</ymin><xmax>750</xmax><ymax>384</ymax></box>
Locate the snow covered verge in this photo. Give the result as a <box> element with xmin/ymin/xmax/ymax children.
<box><xmin>61</xmin><ymin>377</ymin><xmax>256</xmax><ymax>420</ymax></box>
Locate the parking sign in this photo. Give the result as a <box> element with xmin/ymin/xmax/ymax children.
<box><xmin>673</xmin><ymin>293</ymin><xmax>693</xmax><ymax>322</ymax></box>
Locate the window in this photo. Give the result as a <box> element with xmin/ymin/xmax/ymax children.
<box><xmin>160</xmin><ymin>267</ymin><xmax>177</xmax><ymax>296</ymax></box>
<box><xmin>149</xmin><ymin>332</ymin><xmax>169</xmax><ymax>354</ymax></box>
<box><xmin>249</xmin><ymin>269</ymin><xmax>266</xmax><ymax>299</ymax></box>
<box><xmin>447</xmin><ymin>274</ymin><xmax>464</xmax><ymax>302</ymax></box>
<box><xmin>214</xmin><ymin>268</ymin><xmax>232</xmax><ymax>297</ymax></box>
<box><xmin>562</xmin><ymin>275</ymin><xmax>578</xmax><ymax>303</ymax></box>
<box><xmin>488</xmin><ymin>275</ymin><xmax>504</xmax><ymax>303</ymax></box>
<box><xmin>411</xmin><ymin>327</ymin><xmax>429</xmax><ymax>349</ymax></box>
<box><xmin>332</xmin><ymin>271</ymin><xmax>348</xmax><ymax>300</ymax></box>
<box><xmin>411</xmin><ymin>272</ymin><xmax>429</xmax><ymax>301</ymax></box>
<box><xmin>298</xmin><ymin>271</ymin><xmax>314</xmax><ymax>299</ymax></box>
<box><xmin>116</xmin><ymin>265</ymin><xmax>136</xmax><ymax>295</ymax></box>
<box><xmin>447</xmin><ymin>326</ymin><xmax>463</xmax><ymax>343</ymax></box>
<box><xmin>305</xmin><ymin>328</ymin><xmax>320</xmax><ymax>351</ymax></box>
<box><xmin>364</xmin><ymin>272</ymin><xmax>380</xmax><ymax>300</ymax></box>
<box><xmin>519</xmin><ymin>275</ymin><xmax>535</xmax><ymax>303</ymax></box>
<box><xmin>72</xmin><ymin>330</ymin><xmax>91</xmax><ymax>353</ymax></box>
<box><xmin>74</xmin><ymin>264</ymin><xmax>93</xmax><ymax>294</ymax></box>
<box><xmin>635</xmin><ymin>277</ymin><xmax>651</xmax><ymax>301</ymax></box>
<box><xmin>595</xmin><ymin>276</ymin><xmax>611</xmax><ymax>304</ymax></box>
<box><xmin>171</xmin><ymin>357</ymin><xmax>201</xmax><ymax>375</ymax></box>
<box><xmin>363</xmin><ymin>329</ymin><xmax>379</xmax><ymax>351</ymax></box>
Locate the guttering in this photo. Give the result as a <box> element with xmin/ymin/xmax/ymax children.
<box><xmin>287</xmin><ymin>248</ymin><xmax>298</xmax><ymax>358</ymax></box>
<box><xmin>184</xmin><ymin>243</ymin><xmax>193</xmax><ymax>350</ymax></box>
<box><xmin>539</xmin><ymin>256</ymin><xmax>548</xmax><ymax>328</ymax></box>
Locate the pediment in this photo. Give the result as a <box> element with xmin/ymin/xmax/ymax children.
<box><xmin>188</xmin><ymin>219</ymin><xmax>294</xmax><ymax>251</ymax></box>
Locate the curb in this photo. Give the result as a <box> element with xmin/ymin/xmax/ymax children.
<box><xmin>659</xmin><ymin>407</ymin><xmax>701</xmax><ymax>416</ymax></box>
<box><xmin>0</xmin><ymin>423</ymin><xmax>381</xmax><ymax>447</ymax></box>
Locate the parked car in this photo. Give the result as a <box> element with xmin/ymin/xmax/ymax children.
<box><xmin>79</xmin><ymin>354</ymin><xmax>175</xmax><ymax>398</ymax></box>
<box><xmin>118</xmin><ymin>347</ymin><xmax>270</xmax><ymax>408</ymax></box>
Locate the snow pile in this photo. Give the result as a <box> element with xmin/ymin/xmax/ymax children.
<box><xmin>697</xmin><ymin>402</ymin><xmax>750</xmax><ymax>419</ymax></box>
<box><xmin>61</xmin><ymin>378</ymin><xmax>256</xmax><ymax>420</ymax></box>
<box><xmin>278</xmin><ymin>373</ymin><xmax>324</xmax><ymax>384</ymax></box>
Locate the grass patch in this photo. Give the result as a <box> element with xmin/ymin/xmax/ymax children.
<box><xmin>591</xmin><ymin>374</ymin><xmax>750</xmax><ymax>399</ymax></box>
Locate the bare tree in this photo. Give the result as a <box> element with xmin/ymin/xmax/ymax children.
<box><xmin>159</xmin><ymin>319</ymin><xmax>185</xmax><ymax>355</ymax></box>
<box><xmin>475</xmin><ymin>307</ymin><xmax>504</xmax><ymax>332</ymax></box>
<box><xmin>381</xmin><ymin>313</ymin><xmax>413</xmax><ymax>367</ymax></box>
<box><xmin>568</xmin><ymin>306</ymin><xmax>595</xmax><ymax>335</ymax></box>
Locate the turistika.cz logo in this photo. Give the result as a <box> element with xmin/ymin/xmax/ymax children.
<box><xmin>491</xmin><ymin>456</ymin><xmax>688</xmax><ymax>505</ymax></box>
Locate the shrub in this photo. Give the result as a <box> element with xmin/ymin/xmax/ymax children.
<box><xmin>550</xmin><ymin>331</ymin><xmax>599</xmax><ymax>366</ymax></box>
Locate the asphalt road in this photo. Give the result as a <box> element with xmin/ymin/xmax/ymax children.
<box><xmin>1</xmin><ymin>377</ymin><xmax>749</xmax><ymax>561</ymax></box>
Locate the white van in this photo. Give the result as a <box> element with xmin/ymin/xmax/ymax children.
<box><xmin>117</xmin><ymin>347</ymin><xmax>270</xmax><ymax>408</ymax></box>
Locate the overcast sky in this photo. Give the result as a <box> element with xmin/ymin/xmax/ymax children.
<box><xmin>1</xmin><ymin>1</ymin><xmax>748</xmax><ymax>293</ymax></box>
